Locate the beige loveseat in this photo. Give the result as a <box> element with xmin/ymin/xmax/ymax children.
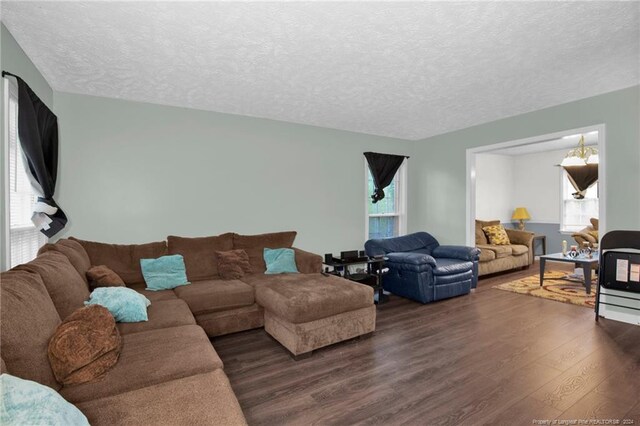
<box><xmin>475</xmin><ymin>220</ymin><xmax>535</xmax><ymax>276</ymax></box>
<box><xmin>0</xmin><ymin>231</ymin><xmax>375</xmax><ymax>425</ymax></box>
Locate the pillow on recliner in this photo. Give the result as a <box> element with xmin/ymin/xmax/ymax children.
<box><xmin>482</xmin><ymin>225</ymin><xmax>511</xmax><ymax>245</ymax></box>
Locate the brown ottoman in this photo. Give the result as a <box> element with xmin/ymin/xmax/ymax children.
<box><xmin>255</xmin><ymin>274</ymin><xmax>376</xmax><ymax>358</ymax></box>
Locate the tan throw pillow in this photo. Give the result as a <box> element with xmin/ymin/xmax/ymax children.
<box><xmin>216</xmin><ymin>249</ymin><xmax>253</xmax><ymax>280</ymax></box>
<box><xmin>86</xmin><ymin>265</ymin><xmax>125</xmax><ymax>290</ymax></box>
<box><xmin>587</xmin><ymin>230</ymin><xmax>599</xmax><ymax>240</ymax></box>
<box><xmin>590</xmin><ymin>218</ymin><xmax>599</xmax><ymax>230</ymax></box>
<box><xmin>48</xmin><ymin>305</ymin><xmax>122</xmax><ymax>386</ymax></box>
<box><xmin>482</xmin><ymin>225</ymin><xmax>511</xmax><ymax>245</ymax></box>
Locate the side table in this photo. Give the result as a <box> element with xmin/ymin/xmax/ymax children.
<box><xmin>323</xmin><ymin>256</ymin><xmax>388</xmax><ymax>304</ymax></box>
<box><xmin>532</xmin><ymin>234</ymin><xmax>546</xmax><ymax>256</ymax></box>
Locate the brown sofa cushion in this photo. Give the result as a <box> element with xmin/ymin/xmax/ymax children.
<box><xmin>216</xmin><ymin>249</ymin><xmax>252</xmax><ymax>280</ymax></box>
<box><xmin>293</xmin><ymin>248</ymin><xmax>322</xmax><ymax>274</ymax></box>
<box><xmin>255</xmin><ymin>274</ymin><xmax>373</xmax><ymax>324</ymax></box>
<box><xmin>38</xmin><ymin>239</ymin><xmax>92</xmax><ymax>285</ymax></box>
<box><xmin>77</xmin><ymin>370</ymin><xmax>247</xmax><ymax>426</ymax></box>
<box><xmin>117</xmin><ymin>299</ymin><xmax>195</xmax><ymax>335</ymax></box>
<box><xmin>15</xmin><ymin>251</ymin><xmax>90</xmax><ymax>320</ymax></box>
<box><xmin>127</xmin><ymin>282</ymin><xmax>177</xmax><ymax>302</ymax></box>
<box><xmin>87</xmin><ymin>265</ymin><xmax>126</xmax><ymax>289</ymax></box>
<box><xmin>70</xmin><ymin>237</ymin><xmax>167</xmax><ymax>285</ymax></box>
<box><xmin>477</xmin><ymin>247</ymin><xmax>496</xmax><ymax>262</ymax></box>
<box><xmin>241</xmin><ymin>273</ymin><xmax>291</xmax><ymax>288</ymax></box>
<box><xmin>174</xmin><ymin>279</ymin><xmax>255</xmax><ymax>315</ymax></box>
<box><xmin>0</xmin><ymin>270</ymin><xmax>61</xmax><ymax>390</ymax></box>
<box><xmin>475</xmin><ymin>220</ymin><xmax>500</xmax><ymax>245</ymax></box>
<box><xmin>48</xmin><ymin>305</ymin><xmax>122</xmax><ymax>386</ymax></box>
<box><xmin>477</xmin><ymin>244</ymin><xmax>513</xmax><ymax>259</ymax></box>
<box><xmin>60</xmin><ymin>325</ymin><xmax>223</xmax><ymax>403</ymax></box>
<box><xmin>167</xmin><ymin>234</ymin><xmax>234</xmax><ymax>281</ymax></box>
<box><xmin>233</xmin><ymin>231</ymin><xmax>297</xmax><ymax>273</ymax></box>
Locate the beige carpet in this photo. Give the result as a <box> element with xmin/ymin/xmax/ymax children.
<box><xmin>493</xmin><ymin>270</ymin><xmax>595</xmax><ymax>308</ymax></box>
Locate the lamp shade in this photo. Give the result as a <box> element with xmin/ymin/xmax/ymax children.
<box><xmin>512</xmin><ymin>207</ymin><xmax>531</xmax><ymax>221</ymax></box>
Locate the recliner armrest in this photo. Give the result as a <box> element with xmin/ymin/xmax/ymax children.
<box><xmin>432</xmin><ymin>245</ymin><xmax>480</xmax><ymax>261</ymax></box>
<box><xmin>385</xmin><ymin>252</ymin><xmax>437</xmax><ymax>267</ymax></box>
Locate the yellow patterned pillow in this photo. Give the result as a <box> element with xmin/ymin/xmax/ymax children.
<box><xmin>587</xmin><ymin>230</ymin><xmax>599</xmax><ymax>240</ymax></box>
<box><xmin>482</xmin><ymin>225</ymin><xmax>511</xmax><ymax>245</ymax></box>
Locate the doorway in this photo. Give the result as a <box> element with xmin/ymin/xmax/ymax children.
<box><xmin>465</xmin><ymin>124</ymin><xmax>606</xmax><ymax>250</ymax></box>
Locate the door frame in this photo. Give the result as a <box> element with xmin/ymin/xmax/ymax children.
<box><xmin>465</xmin><ymin>124</ymin><xmax>606</xmax><ymax>246</ymax></box>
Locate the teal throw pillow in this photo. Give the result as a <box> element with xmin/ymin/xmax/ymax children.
<box><xmin>140</xmin><ymin>254</ymin><xmax>190</xmax><ymax>291</ymax></box>
<box><xmin>264</xmin><ymin>248</ymin><xmax>299</xmax><ymax>274</ymax></box>
<box><xmin>0</xmin><ymin>374</ymin><xmax>90</xmax><ymax>426</ymax></box>
<box><xmin>85</xmin><ymin>287</ymin><xmax>151</xmax><ymax>323</ymax></box>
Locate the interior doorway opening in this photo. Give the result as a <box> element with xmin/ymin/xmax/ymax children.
<box><xmin>466</xmin><ymin>124</ymin><xmax>606</xmax><ymax>255</ymax></box>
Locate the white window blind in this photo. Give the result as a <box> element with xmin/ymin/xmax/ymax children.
<box><xmin>7</xmin><ymin>80</ymin><xmax>46</xmax><ymax>268</ymax></box>
<box><xmin>366</xmin><ymin>161</ymin><xmax>407</xmax><ymax>240</ymax></box>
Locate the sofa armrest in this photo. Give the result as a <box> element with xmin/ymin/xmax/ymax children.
<box><xmin>432</xmin><ymin>245</ymin><xmax>479</xmax><ymax>261</ymax></box>
<box><xmin>293</xmin><ymin>248</ymin><xmax>322</xmax><ymax>274</ymax></box>
<box><xmin>504</xmin><ymin>229</ymin><xmax>534</xmax><ymax>246</ymax></box>
<box><xmin>385</xmin><ymin>252</ymin><xmax>437</xmax><ymax>267</ymax></box>
<box><xmin>505</xmin><ymin>229</ymin><xmax>535</xmax><ymax>264</ymax></box>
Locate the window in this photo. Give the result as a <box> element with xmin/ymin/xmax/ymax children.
<box><xmin>5</xmin><ymin>79</ymin><xmax>46</xmax><ymax>268</ymax></box>
<box><xmin>560</xmin><ymin>169</ymin><xmax>598</xmax><ymax>233</ymax></box>
<box><xmin>366</xmin><ymin>161</ymin><xmax>407</xmax><ymax>239</ymax></box>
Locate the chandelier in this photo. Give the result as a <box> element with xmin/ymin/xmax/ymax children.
<box><xmin>560</xmin><ymin>135</ymin><xmax>598</xmax><ymax>166</ymax></box>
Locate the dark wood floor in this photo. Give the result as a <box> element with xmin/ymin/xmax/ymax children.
<box><xmin>213</xmin><ymin>262</ymin><xmax>640</xmax><ymax>425</ymax></box>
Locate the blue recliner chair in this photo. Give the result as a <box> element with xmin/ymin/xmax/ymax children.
<box><xmin>364</xmin><ymin>232</ymin><xmax>480</xmax><ymax>304</ymax></box>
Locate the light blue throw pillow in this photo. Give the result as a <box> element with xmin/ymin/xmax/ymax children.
<box><xmin>140</xmin><ymin>254</ymin><xmax>190</xmax><ymax>291</ymax></box>
<box><xmin>0</xmin><ymin>374</ymin><xmax>89</xmax><ymax>426</ymax></box>
<box><xmin>85</xmin><ymin>287</ymin><xmax>151</xmax><ymax>323</ymax></box>
<box><xmin>264</xmin><ymin>248</ymin><xmax>299</xmax><ymax>274</ymax></box>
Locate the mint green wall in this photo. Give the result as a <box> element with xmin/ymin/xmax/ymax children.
<box><xmin>53</xmin><ymin>92</ymin><xmax>414</xmax><ymax>255</ymax></box>
<box><xmin>0</xmin><ymin>23</ymin><xmax>54</xmax><ymax>270</ymax></box>
<box><xmin>413</xmin><ymin>85</ymin><xmax>640</xmax><ymax>245</ymax></box>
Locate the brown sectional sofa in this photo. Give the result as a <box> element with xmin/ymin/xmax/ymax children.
<box><xmin>475</xmin><ymin>220</ymin><xmax>535</xmax><ymax>276</ymax></box>
<box><xmin>0</xmin><ymin>231</ymin><xmax>376</xmax><ymax>425</ymax></box>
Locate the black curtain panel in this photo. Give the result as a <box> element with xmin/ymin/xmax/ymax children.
<box><xmin>364</xmin><ymin>152</ymin><xmax>407</xmax><ymax>203</ymax></box>
<box><xmin>563</xmin><ymin>163</ymin><xmax>598</xmax><ymax>200</ymax></box>
<box><xmin>3</xmin><ymin>71</ymin><xmax>67</xmax><ymax>237</ymax></box>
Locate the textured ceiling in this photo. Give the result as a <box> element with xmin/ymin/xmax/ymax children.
<box><xmin>2</xmin><ymin>1</ymin><xmax>639</xmax><ymax>140</ymax></box>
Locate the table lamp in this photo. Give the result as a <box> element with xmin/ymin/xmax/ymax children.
<box><xmin>512</xmin><ymin>207</ymin><xmax>531</xmax><ymax>230</ymax></box>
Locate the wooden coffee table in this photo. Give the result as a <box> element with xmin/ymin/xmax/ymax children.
<box><xmin>539</xmin><ymin>252</ymin><xmax>599</xmax><ymax>294</ymax></box>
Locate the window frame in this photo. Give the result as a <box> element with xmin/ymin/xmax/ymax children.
<box><xmin>559</xmin><ymin>168</ymin><xmax>599</xmax><ymax>234</ymax></box>
<box><xmin>364</xmin><ymin>158</ymin><xmax>408</xmax><ymax>241</ymax></box>
<box><xmin>3</xmin><ymin>77</ymin><xmax>46</xmax><ymax>269</ymax></box>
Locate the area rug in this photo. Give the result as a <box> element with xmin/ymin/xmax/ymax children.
<box><xmin>493</xmin><ymin>270</ymin><xmax>595</xmax><ymax>308</ymax></box>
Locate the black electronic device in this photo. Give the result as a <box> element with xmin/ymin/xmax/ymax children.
<box><xmin>340</xmin><ymin>250</ymin><xmax>360</xmax><ymax>261</ymax></box>
<box><xmin>602</xmin><ymin>251</ymin><xmax>640</xmax><ymax>292</ymax></box>
<box><xmin>595</xmin><ymin>230</ymin><xmax>640</xmax><ymax>321</ymax></box>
